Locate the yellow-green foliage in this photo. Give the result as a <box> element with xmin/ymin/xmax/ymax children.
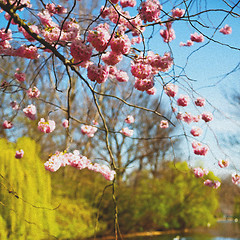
<box><xmin>0</xmin><ymin>137</ymin><xmax>59</xmax><ymax>240</ymax></box>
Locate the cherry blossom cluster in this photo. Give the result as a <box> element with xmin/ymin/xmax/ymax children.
<box><xmin>15</xmin><ymin>149</ymin><xmax>24</xmax><ymax>159</ymax></box>
<box><xmin>44</xmin><ymin>150</ymin><xmax>115</xmax><ymax>181</ymax></box>
<box><xmin>204</xmin><ymin>179</ymin><xmax>221</xmax><ymax>189</ymax></box>
<box><xmin>192</xmin><ymin>141</ymin><xmax>209</xmax><ymax>156</ymax></box>
<box><xmin>81</xmin><ymin>124</ymin><xmax>98</xmax><ymax>138</ymax></box>
<box><xmin>38</xmin><ymin>118</ymin><xmax>56</xmax><ymax>133</ymax></box>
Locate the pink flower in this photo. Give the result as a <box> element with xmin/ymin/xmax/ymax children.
<box><xmin>146</xmin><ymin>87</ymin><xmax>156</xmax><ymax>95</ymax></box>
<box><xmin>179</xmin><ymin>40</ymin><xmax>194</xmax><ymax>47</ymax></box>
<box><xmin>23</xmin><ymin>104</ymin><xmax>37</xmax><ymax>120</ymax></box>
<box><xmin>2</xmin><ymin>120</ymin><xmax>13</xmax><ymax>129</ymax></box>
<box><xmin>192</xmin><ymin>115</ymin><xmax>201</xmax><ymax>122</ymax></box>
<box><xmin>120</xmin><ymin>0</ymin><xmax>136</xmax><ymax>8</ymax></box>
<box><xmin>177</xmin><ymin>95</ymin><xmax>190</xmax><ymax>107</ymax></box>
<box><xmin>27</xmin><ymin>86</ymin><xmax>40</xmax><ymax>98</ymax></box>
<box><xmin>110</xmin><ymin>34</ymin><xmax>131</xmax><ymax>54</ymax></box>
<box><xmin>102</xmin><ymin>51</ymin><xmax>123</xmax><ymax>66</ymax></box>
<box><xmin>182</xmin><ymin>112</ymin><xmax>193</xmax><ymax>124</ymax></box>
<box><xmin>81</xmin><ymin>125</ymin><xmax>97</xmax><ymax>137</ymax></box>
<box><xmin>195</xmin><ymin>97</ymin><xmax>205</xmax><ymax>107</ymax></box>
<box><xmin>190</xmin><ymin>126</ymin><xmax>203</xmax><ymax>137</ymax></box>
<box><xmin>160</xmin><ymin>25</ymin><xmax>175</xmax><ymax>43</ymax></box>
<box><xmin>120</xmin><ymin>127</ymin><xmax>133</xmax><ymax>137</ymax></box>
<box><xmin>38</xmin><ymin>118</ymin><xmax>56</xmax><ymax>133</ymax></box>
<box><xmin>87</xmin><ymin>64</ymin><xmax>109</xmax><ymax>84</ymax></box>
<box><xmin>125</xmin><ymin>115</ymin><xmax>134</xmax><ymax>124</ymax></box>
<box><xmin>190</xmin><ymin>32</ymin><xmax>204</xmax><ymax>43</ymax></box>
<box><xmin>204</xmin><ymin>180</ymin><xmax>221</xmax><ymax>189</ymax></box>
<box><xmin>15</xmin><ymin>149</ymin><xmax>24</xmax><ymax>159</ymax></box>
<box><xmin>115</xmin><ymin>70</ymin><xmax>129</xmax><ymax>82</ymax></box>
<box><xmin>88</xmin><ymin>163</ymin><xmax>116</xmax><ymax>181</ymax></box>
<box><xmin>14</xmin><ymin>68</ymin><xmax>26</xmax><ymax>82</ymax></box>
<box><xmin>194</xmin><ymin>167</ymin><xmax>208</xmax><ymax>178</ymax></box>
<box><xmin>18</xmin><ymin>25</ymin><xmax>40</xmax><ymax>42</ymax></box>
<box><xmin>160</xmin><ymin>120</ymin><xmax>169</xmax><ymax>129</ymax></box>
<box><xmin>164</xmin><ymin>83</ymin><xmax>178</xmax><ymax>97</ymax></box>
<box><xmin>218</xmin><ymin>159</ymin><xmax>229</xmax><ymax>168</ymax></box>
<box><xmin>192</xmin><ymin>141</ymin><xmax>209</xmax><ymax>156</ymax></box>
<box><xmin>139</xmin><ymin>0</ymin><xmax>162</xmax><ymax>23</ymax></box>
<box><xmin>202</xmin><ymin>112</ymin><xmax>213</xmax><ymax>122</ymax></box>
<box><xmin>87</xmin><ymin>23</ymin><xmax>110</xmax><ymax>52</ymax></box>
<box><xmin>176</xmin><ymin>112</ymin><xmax>183</xmax><ymax>121</ymax></box>
<box><xmin>62</xmin><ymin>119</ymin><xmax>69</xmax><ymax>128</ymax></box>
<box><xmin>172</xmin><ymin>8</ymin><xmax>185</xmax><ymax>18</ymax></box>
<box><xmin>10</xmin><ymin>101</ymin><xmax>19</xmax><ymax>110</ymax></box>
<box><xmin>134</xmin><ymin>77</ymin><xmax>154</xmax><ymax>92</ymax></box>
<box><xmin>232</xmin><ymin>173</ymin><xmax>240</xmax><ymax>185</ymax></box>
<box><xmin>70</xmin><ymin>39</ymin><xmax>93</xmax><ymax>63</ymax></box>
<box><xmin>220</xmin><ymin>24</ymin><xmax>232</xmax><ymax>35</ymax></box>
<box><xmin>131</xmin><ymin>60</ymin><xmax>152</xmax><ymax>79</ymax></box>
<box><xmin>44</xmin><ymin>152</ymin><xmax>62</xmax><ymax>172</ymax></box>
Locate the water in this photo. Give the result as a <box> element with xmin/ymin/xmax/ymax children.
<box><xmin>128</xmin><ymin>221</ymin><xmax>240</xmax><ymax>240</ymax></box>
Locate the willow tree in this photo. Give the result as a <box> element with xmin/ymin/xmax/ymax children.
<box><xmin>0</xmin><ymin>137</ymin><xmax>58</xmax><ymax>240</ymax></box>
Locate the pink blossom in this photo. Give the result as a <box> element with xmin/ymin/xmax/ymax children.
<box><xmin>102</xmin><ymin>51</ymin><xmax>123</xmax><ymax>66</ymax></box>
<box><xmin>192</xmin><ymin>115</ymin><xmax>201</xmax><ymax>122</ymax></box>
<box><xmin>190</xmin><ymin>126</ymin><xmax>203</xmax><ymax>137</ymax></box>
<box><xmin>10</xmin><ymin>101</ymin><xmax>19</xmax><ymax>110</ymax></box>
<box><xmin>15</xmin><ymin>45</ymin><xmax>40</xmax><ymax>59</ymax></box>
<box><xmin>62</xmin><ymin>119</ymin><xmax>69</xmax><ymax>128</ymax></box>
<box><xmin>146</xmin><ymin>87</ymin><xmax>156</xmax><ymax>95</ymax></box>
<box><xmin>110</xmin><ymin>34</ymin><xmax>131</xmax><ymax>54</ymax></box>
<box><xmin>38</xmin><ymin>118</ymin><xmax>56</xmax><ymax>133</ymax></box>
<box><xmin>18</xmin><ymin>25</ymin><xmax>40</xmax><ymax>42</ymax></box>
<box><xmin>131</xmin><ymin>60</ymin><xmax>153</xmax><ymax>79</ymax></box>
<box><xmin>0</xmin><ymin>28</ymin><xmax>12</xmax><ymax>41</ymax></box>
<box><xmin>120</xmin><ymin>127</ymin><xmax>133</xmax><ymax>137</ymax></box>
<box><xmin>194</xmin><ymin>167</ymin><xmax>208</xmax><ymax>178</ymax></box>
<box><xmin>87</xmin><ymin>64</ymin><xmax>109</xmax><ymax>84</ymax></box>
<box><xmin>160</xmin><ymin>120</ymin><xmax>169</xmax><ymax>129</ymax></box>
<box><xmin>88</xmin><ymin>163</ymin><xmax>116</xmax><ymax>181</ymax></box>
<box><xmin>218</xmin><ymin>159</ymin><xmax>229</xmax><ymax>168</ymax></box>
<box><xmin>179</xmin><ymin>40</ymin><xmax>194</xmax><ymax>47</ymax></box>
<box><xmin>44</xmin><ymin>152</ymin><xmax>62</xmax><ymax>172</ymax></box>
<box><xmin>164</xmin><ymin>83</ymin><xmax>178</xmax><ymax>97</ymax></box>
<box><xmin>220</xmin><ymin>24</ymin><xmax>232</xmax><ymax>35</ymax></box>
<box><xmin>204</xmin><ymin>179</ymin><xmax>221</xmax><ymax>189</ymax></box>
<box><xmin>128</xmin><ymin>15</ymin><xmax>145</xmax><ymax>36</ymax></box>
<box><xmin>15</xmin><ymin>149</ymin><xmax>24</xmax><ymax>159</ymax></box>
<box><xmin>192</xmin><ymin>141</ymin><xmax>209</xmax><ymax>156</ymax></box>
<box><xmin>14</xmin><ymin>68</ymin><xmax>26</xmax><ymax>82</ymax></box>
<box><xmin>150</xmin><ymin>52</ymin><xmax>173</xmax><ymax>72</ymax></box>
<box><xmin>139</xmin><ymin>0</ymin><xmax>162</xmax><ymax>23</ymax></box>
<box><xmin>160</xmin><ymin>25</ymin><xmax>175</xmax><ymax>43</ymax></box>
<box><xmin>87</xmin><ymin>23</ymin><xmax>110</xmax><ymax>52</ymax></box>
<box><xmin>177</xmin><ymin>95</ymin><xmax>190</xmax><ymax>107</ymax></box>
<box><xmin>120</xmin><ymin>0</ymin><xmax>136</xmax><ymax>8</ymax></box>
<box><xmin>202</xmin><ymin>112</ymin><xmax>213</xmax><ymax>122</ymax></box>
<box><xmin>176</xmin><ymin>112</ymin><xmax>183</xmax><ymax>121</ymax></box>
<box><xmin>81</xmin><ymin>125</ymin><xmax>97</xmax><ymax>137</ymax></box>
<box><xmin>23</xmin><ymin>104</ymin><xmax>37</xmax><ymax>120</ymax></box>
<box><xmin>182</xmin><ymin>112</ymin><xmax>193</xmax><ymax>124</ymax></box>
<box><xmin>2</xmin><ymin>120</ymin><xmax>13</xmax><ymax>129</ymax></box>
<box><xmin>115</xmin><ymin>70</ymin><xmax>129</xmax><ymax>82</ymax></box>
<box><xmin>46</xmin><ymin>3</ymin><xmax>67</xmax><ymax>15</ymax></box>
<box><xmin>172</xmin><ymin>8</ymin><xmax>185</xmax><ymax>18</ymax></box>
<box><xmin>195</xmin><ymin>97</ymin><xmax>205</xmax><ymax>107</ymax></box>
<box><xmin>232</xmin><ymin>173</ymin><xmax>240</xmax><ymax>185</ymax></box>
<box><xmin>131</xmin><ymin>36</ymin><xmax>142</xmax><ymax>45</ymax></box>
<box><xmin>70</xmin><ymin>39</ymin><xmax>93</xmax><ymax>63</ymax></box>
<box><xmin>27</xmin><ymin>86</ymin><xmax>40</xmax><ymax>98</ymax></box>
<box><xmin>190</xmin><ymin>32</ymin><xmax>204</xmax><ymax>43</ymax></box>
<box><xmin>125</xmin><ymin>115</ymin><xmax>134</xmax><ymax>124</ymax></box>
<box><xmin>134</xmin><ymin>77</ymin><xmax>154</xmax><ymax>92</ymax></box>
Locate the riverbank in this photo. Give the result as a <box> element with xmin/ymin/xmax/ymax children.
<box><xmin>87</xmin><ymin>220</ymin><xmax>240</xmax><ymax>240</ymax></box>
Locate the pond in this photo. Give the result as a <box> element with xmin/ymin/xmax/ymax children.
<box><xmin>128</xmin><ymin>221</ymin><xmax>240</xmax><ymax>240</ymax></box>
